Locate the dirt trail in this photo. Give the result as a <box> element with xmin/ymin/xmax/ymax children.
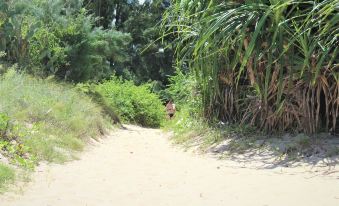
<box><xmin>1</xmin><ymin>125</ymin><xmax>339</xmax><ymax>206</ymax></box>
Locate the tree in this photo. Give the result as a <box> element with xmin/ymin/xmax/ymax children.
<box><xmin>84</xmin><ymin>0</ymin><xmax>175</xmax><ymax>85</ymax></box>
<box><xmin>0</xmin><ymin>0</ymin><xmax>132</xmax><ymax>82</ymax></box>
<box><xmin>163</xmin><ymin>0</ymin><xmax>339</xmax><ymax>134</ymax></box>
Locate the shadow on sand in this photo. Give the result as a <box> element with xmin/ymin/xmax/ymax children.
<box><xmin>205</xmin><ymin>135</ymin><xmax>339</xmax><ymax>176</ymax></box>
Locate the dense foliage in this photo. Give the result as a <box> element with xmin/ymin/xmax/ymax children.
<box><xmin>1</xmin><ymin>1</ymin><xmax>171</xmax><ymax>189</ymax></box>
<box><xmin>165</xmin><ymin>68</ymin><xmax>201</xmax><ymax>113</ymax></box>
<box><xmin>84</xmin><ymin>0</ymin><xmax>175</xmax><ymax>84</ymax></box>
<box><xmin>94</xmin><ymin>76</ymin><xmax>165</xmax><ymax>128</ymax></box>
<box><xmin>0</xmin><ymin>0</ymin><xmax>338</xmax><ymax>193</ymax></box>
<box><xmin>0</xmin><ymin>0</ymin><xmax>174</xmax><ymax>84</ymax></box>
<box><xmin>0</xmin><ymin>0</ymin><xmax>131</xmax><ymax>82</ymax></box>
<box><xmin>0</xmin><ymin>163</ymin><xmax>14</xmax><ymax>191</ymax></box>
<box><xmin>163</xmin><ymin>0</ymin><xmax>339</xmax><ymax>134</ymax></box>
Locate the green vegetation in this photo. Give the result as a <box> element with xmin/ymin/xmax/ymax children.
<box><xmin>83</xmin><ymin>0</ymin><xmax>175</xmax><ymax>84</ymax></box>
<box><xmin>0</xmin><ymin>67</ymin><xmax>112</xmax><ymax>190</ymax></box>
<box><xmin>0</xmin><ymin>0</ymin><xmax>172</xmax><ymax>191</ymax></box>
<box><xmin>163</xmin><ymin>69</ymin><xmax>223</xmax><ymax>148</ymax></box>
<box><xmin>0</xmin><ymin>69</ymin><xmax>109</xmax><ymax>163</ymax></box>
<box><xmin>164</xmin><ymin>62</ymin><xmax>338</xmax><ymax>160</ymax></box>
<box><xmin>0</xmin><ymin>0</ymin><xmax>338</xmax><ymax>192</ymax></box>
<box><xmin>0</xmin><ymin>0</ymin><xmax>131</xmax><ymax>82</ymax></box>
<box><xmin>166</xmin><ymin>106</ymin><xmax>339</xmax><ymax>160</ymax></box>
<box><xmin>95</xmin><ymin>77</ymin><xmax>165</xmax><ymax>128</ymax></box>
<box><xmin>0</xmin><ymin>163</ymin><xmax>15</xmax><ymax>191</ymax></box>
<box><xmin>163</xmin><ymin>0</ymin><xmax>338</xmax><ymax>134</ymax></box>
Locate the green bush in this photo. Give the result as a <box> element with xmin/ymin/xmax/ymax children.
<box><xmin>95</xmin><ymin>77</ymin><xmax>165</xmax><ymax>128</ymax></box>
<box><xmin>0</xmin><ymin>69</ymin><xmax>109</xmax><ymax>163</ymax></box>
<box><xmin>165</xmin><ymin>68</ymin><xmax>201</xmax><ymax>113</ymax></box>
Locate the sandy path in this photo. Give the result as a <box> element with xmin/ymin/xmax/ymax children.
<box><xmin>1</xmin><ymin>125</ymin><xmax>339</xmax><ymax>206</ymax></box>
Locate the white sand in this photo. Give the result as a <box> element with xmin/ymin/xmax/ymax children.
<box><xmin>1</xmin><ymin>125</ymin><xmax>339</xmax><ymax>206</ymax></box>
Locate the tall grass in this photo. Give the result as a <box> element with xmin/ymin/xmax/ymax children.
<box><xmin>162</xmin><ymin>0</ymin><xmax>339</xmax><ymax>134</ymax></box>
<box><xmin>0</xmin><ymin>69</ymin><xmax>109</xmax><ymax>163</ymax></box>
<box><xmin>0</xmin><ymin>163</ymin><xmax>15</xmax><ymax>192</ymax></box>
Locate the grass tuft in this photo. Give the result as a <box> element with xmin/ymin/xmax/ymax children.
<box><xmin>0</xmin><ymin>163</ymin><xmax>15</xmax><ymax>192</ymax></box>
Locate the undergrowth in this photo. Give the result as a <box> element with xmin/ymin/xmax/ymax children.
<box><xmin>92</xmin><ymin>76</ymin><xmax>165</xmax><ymax>128</ymax></box>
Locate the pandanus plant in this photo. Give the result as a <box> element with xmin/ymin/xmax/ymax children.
<box><xmin>162</xmin><ymin>0</ymin><xmax>338</xmax><ymax>134</ymax></box>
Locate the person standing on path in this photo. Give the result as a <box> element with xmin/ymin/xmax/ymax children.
<box><xmin>166</xmin><ymin>100</ymin><xmax>176</xmax><ymax>119</ymax></box>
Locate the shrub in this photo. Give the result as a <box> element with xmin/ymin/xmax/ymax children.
<box><xmin>95</xmin><ymin>76</ymin><xmax>165</xmax><ymax>128</ymax></box>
